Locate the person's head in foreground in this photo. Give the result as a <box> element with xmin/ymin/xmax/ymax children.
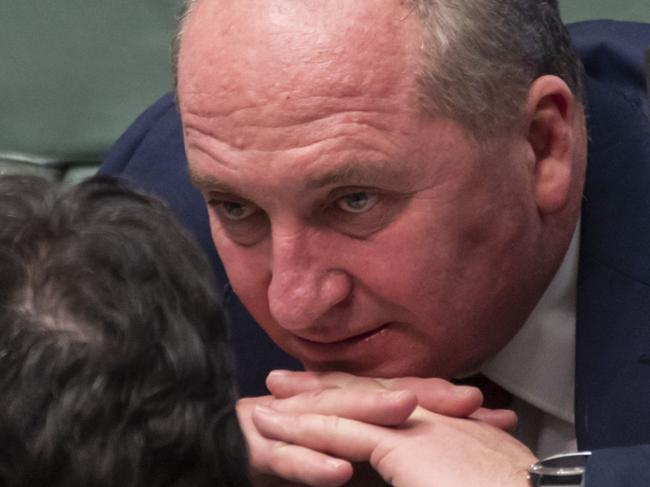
<box><xmin>176</xmin><ymin>0</ymin><xmax>587</xmax><ymax>377</ymax></box>
<box><xmin>0</xmin><ymin>175</ymin><xmax>251</xmax><ymax>487</ymax></box>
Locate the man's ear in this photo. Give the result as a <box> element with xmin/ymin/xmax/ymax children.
<box><xmin>525</xmin><ymin>75</ymin><xmax>578</xmax><ymax>215</ymax></box>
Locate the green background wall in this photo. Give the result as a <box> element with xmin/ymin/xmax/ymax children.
<box><xmin>561</xmin><ymin>0</ymin><xmax>650</xmax><ymax>23</ymax></box>
<box><xmin>0</xmin><ymin>0</ymin><xmax>648</xmax><ymax>179</ymax></box>
<box><xmin>0</xmin><ymin>0</ymin><xmax>180</xmax><ymax>165</ymax></box>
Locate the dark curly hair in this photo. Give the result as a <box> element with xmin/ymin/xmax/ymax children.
<box><xmin>0</xmin><ymin>175</ymin><xmax>251</xmax><ymax>487</ymax></box>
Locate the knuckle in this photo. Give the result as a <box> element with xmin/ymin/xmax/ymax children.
<box><xmin>309</xmin><ymin>388</ymin><xmax>331</xmax><ymax>406</ymax></box>
<box><xmin>266</xmin><ymin>442</ymin><xmax>294</xmax><ymax>472</ymax></box>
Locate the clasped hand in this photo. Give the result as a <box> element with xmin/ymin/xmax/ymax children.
<box><xmin>237</xmin><ymin>371</ymin><xmax>536</xmax><ymax>487</ymax></box>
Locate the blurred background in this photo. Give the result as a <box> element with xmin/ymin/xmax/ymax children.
<box><xmin>1</xmin><ymin>0</ymin><xmax>648</xmax><ymax>181</ymax></box>
<box><xmin>0</xmin><ymin>0</ymin><xmax>179</xmax><ymax>181</ymax></box>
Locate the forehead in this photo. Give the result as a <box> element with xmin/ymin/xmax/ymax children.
<box><xmin>179</xmin><ymin>0</ymin><xmax>423</xmax><ymax>109</ymax></box>
<box><xmin>177</xmin><ymin>0</ymin><xmax>459</xmax><ymax>196</ymax></box>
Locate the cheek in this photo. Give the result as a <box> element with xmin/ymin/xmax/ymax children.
<box><xmin>345</xmin><ymin>224</ymin><xmax>446</xmax><ymax>314</ymax></box>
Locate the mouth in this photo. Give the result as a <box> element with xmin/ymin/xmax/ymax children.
<box><xmin>287</xmin><ymin>324</ymin><xmax>395</xmax><ymax>370</ymax></box>
<box><xmin>295</xmin><ymin>323</ymin><xmax>390</xmax><ymax>346</ymax></box>
<box><xmin>285</xmin><ymin>322</ymin><xmax>423</xmax><ymax>376</ymax></box>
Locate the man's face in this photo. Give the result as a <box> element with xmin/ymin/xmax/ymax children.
<box><xmin>178</xmin><ymin>0</ymin><xmax>555</xmax><ymax>378</ymax></box>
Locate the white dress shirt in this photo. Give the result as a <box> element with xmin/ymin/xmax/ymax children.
<box><xmin>481</xmin><ymin>223</ymin><xmax>581</xmax><ymax>458</ymax></box>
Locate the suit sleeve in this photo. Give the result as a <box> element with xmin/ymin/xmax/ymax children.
<box><xmin>585</xmin><ymin>446</ymin><xmax>650</xmax><ymax>486</ymax></box>
<box><xmin>571</xmin><ymin>20</ymin><xmax>650</xmax><ymax>487</ymax></box>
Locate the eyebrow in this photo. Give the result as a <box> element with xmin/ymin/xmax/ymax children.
<box><xmin>190</xmin><ymin>160</ymin><xmax>405</xmax><ymax>195</ymax></box>
<box><xmin>306</xmin><ymin>162</ymin><xmax>401</xmax><ymax>190</ymax></box>
<box><xmin>189</xmin><ymin>169</ymin><xmax>238</xmax><ymax>194</ymax></box>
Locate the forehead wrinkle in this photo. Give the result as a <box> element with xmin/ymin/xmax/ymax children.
<box><xmin>184</xmin><ymin>108</ymin><xmax>402</xmax><ymax>156</ymax></box>
<box><xmin>184</xmin><ymin>128</ymin><xmax>240</xmax><ymax>171</ymax></box>
<box><xmin>182</xmin><ymin>89</ymin><xmax>399</xmax><ymax>131</ymax></box>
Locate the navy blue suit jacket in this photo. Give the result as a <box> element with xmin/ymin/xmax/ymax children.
<box><xmin>101</xmin><ymin>21</ymin><xmax>650</xmax><ymax>486</ymax></box>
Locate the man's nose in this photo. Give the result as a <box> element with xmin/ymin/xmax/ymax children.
<box><xmin>267</xmin><ymin>231</ymin><xmax>352</xmax><ymax>331</ymax></box>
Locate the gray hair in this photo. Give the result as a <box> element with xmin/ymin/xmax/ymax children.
<box><xmin>173</xmin><ymin>0</ymin><xmax>582</xmax><ymax>139</ymax></box>
<box><xmin>171</xmin><ymin>0</ymin><xmax>195</xmax><ymax>91</ymax></box>
<box><xmin>410</xmin><ymin>0</ymin><xmax>583</xmax><ymax>138</ymax></box>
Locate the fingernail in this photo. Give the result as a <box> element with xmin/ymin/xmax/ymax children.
<box><xmin>325</xmin><ymin>458</ymin><xmax>348</xmax><ymax>470</ymax></box>
<box><xmin>254</xmin><ymin>405</ymin><xmax>277</xmax><ymax>417</ymax></box>
<box><xmin>380</xmin><ymin>390</ymin><xmax>412</xmax><ymax>401</ymax></box>
<box><xmin>268</xmin><ymin>370</ymin><xmax>291</xmax><ymax>379</ymax></box>
<box><xmin>253</xmin><ymin>406</ymin><xmax>284</xmax><ymax>429</ymax></box>
<box><xmin>454</xmin><ymin>385</ymin><xmax>479</xmax><ymax>397</ymax></box>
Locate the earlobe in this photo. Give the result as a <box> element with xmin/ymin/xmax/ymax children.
<box><xmin>525</xmin><ymin>75</ymin><xmax>577</xmax><ymax>215</ymax></box>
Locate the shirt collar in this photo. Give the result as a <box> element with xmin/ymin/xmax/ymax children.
<box><xmin>481</xmin><ymin>221</ymin><xmax>580</xmax><ymax>424</ymax></box>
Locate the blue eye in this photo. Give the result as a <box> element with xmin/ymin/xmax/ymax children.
<box><xmin>335</xmin><ymin>191</ymin><xmax>379</xmax><ymax>213</ymax></box>
<box><xmin>219</xmin><ymin>201</ymin><xmax>258</xmax><ymax>221</ymax></box>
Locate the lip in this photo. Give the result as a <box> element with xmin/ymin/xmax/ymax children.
<box><xmin>295</xmin><ymin>323</ymin><xmax>390</xmax><ymax>346</ymax></box>
<box><xmin>288</xmin><ymin>323</ymin><xmax>393</xmax><ymax>367</ymax></box>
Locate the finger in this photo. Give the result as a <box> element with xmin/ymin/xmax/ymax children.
<box><xmin>259</xmin><ymin>441</ymin><xmax>353</xmax><ymax>487</ymax></box>
<box><xmin>382</xmin><ymin>377</ymin><xmax>483</xmax><ymax>418</ymax></box>
<box><xmin>270</xmin><ymin>388</ymin><xmax>418</xmax><ymax>426</ymax></box>
<box><xmin>253</xmin><ymin>406</ymin><xmax>386</xmax><ymax>463</ymax></box>
<box><xmin>267</xmin><ymin>370</ymin><xmax>484</xmax><ymax>419</ymax></box>
<box><xmin>267</xmin><ymin>370</ymin><xmax>381</xmax><ymax>397</ymax></box>
<box><xmin>237</xmin><ymin>397</ymin><xmax>353</xmax><ymax>487</ymax></box>
<box><xmin>469</xmin><ymin>408</ymin><xmax>518</xmax><ymax>433</ymax></box>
